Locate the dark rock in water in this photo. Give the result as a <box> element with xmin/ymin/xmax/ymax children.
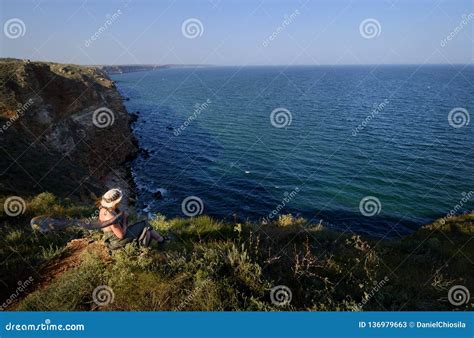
<box><xmin>131</xmin><ymin>137</ymin><xmax>139</xmax><ymax>148</ymax></box>
<box><xmin>154</xmin><ymin>191</ymin><xmax>163</xmax><ymax>199</ymax></box>
<box><xmin>140</xmin><ymin>148</ymin><xmax>151</xmax><ymax>159</ymax></box>
<box><xmin>129</xmin><ymin>112</ymin><xmax>139</xmax><ymax>124</ymax></box>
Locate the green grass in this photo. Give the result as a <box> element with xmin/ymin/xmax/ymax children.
<box><xmin>0</xmin><ymin>192</ymin><xmax>96</xmax><ymax>301</ymax></box>
<box><xmin>2</xmin><ymin>193</ymin><xmax>473</xmax><ymax>311</ymax></box>
<box><xmin>40</xmin><ymin>244</ymin><xmax>68</xmax><ymax>261</ymax></box>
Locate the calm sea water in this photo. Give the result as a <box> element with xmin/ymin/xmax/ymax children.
<box><xmin>113</xmin><ymin>65</ymin><xmax>473</xmax><ymax>236</ymax></box>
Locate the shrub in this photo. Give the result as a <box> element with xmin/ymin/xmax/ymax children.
<box><xmin>29</xmin><ymin>192</ymin><xmax>58</xmax><ymax>214</ymax></box>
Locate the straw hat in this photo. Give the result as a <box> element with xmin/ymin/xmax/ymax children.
<box><xmin>101</xmin><ymin>188</ymin><xmax>123</xmax><ymax>208</ymax></box>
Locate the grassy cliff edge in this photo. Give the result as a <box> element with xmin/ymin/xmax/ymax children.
<box><xmin>0</xmin><ymin>192</ymin><xmax>472</xmax><ymax>311</ymax></box>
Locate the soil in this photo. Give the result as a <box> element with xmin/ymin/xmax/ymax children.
<box><xmin>7</xmin><ymin>238</ymin><xmax>110</xmax><ymax>310</ymax></box>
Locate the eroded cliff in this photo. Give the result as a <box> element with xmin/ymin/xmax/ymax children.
<box><xmin>0</xmin><ymin>59</ymin><xmax>137</xmax><ymax>199</ymax></box>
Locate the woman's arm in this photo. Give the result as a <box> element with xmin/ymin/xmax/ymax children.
<box><xmin>109</xmin><ymin>223</ymin><xmax>126</xmax><ymax>239</ymax></box>
<box><xmin>100</xmin><ymin>209</ymin><xmax>126</xmax><ymax>239</ymax></box>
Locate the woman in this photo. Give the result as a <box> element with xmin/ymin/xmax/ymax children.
<box><xmin>99</xmin><ymin>188</ymin><xmax>166</xmax><ymax>250</ymax></box>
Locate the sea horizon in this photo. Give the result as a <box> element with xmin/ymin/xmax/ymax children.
<box><xmin>8</xmin><ymin>58</ymin><xmax>474</xmax><ymax>67</ymax></box>
<box><xmin>1</xmin><ymin>0</ymin><xmax>472</xmax><ymax>320</ymax></box>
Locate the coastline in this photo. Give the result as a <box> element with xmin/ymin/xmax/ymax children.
<box><xmin>102</xmin><ymin>74</ymin><xmax>140</xmax><ymax>212</ymax></box>
<box><xmin>0</xmin><ymin>59</ymin><xmax>472</xmax><ymax>311</ymax></box>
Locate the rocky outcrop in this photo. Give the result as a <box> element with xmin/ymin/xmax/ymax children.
<box><xmin>97</xmin><ymin>64</ymin><xmax>168</xmax><ymax>74</ymax></box>
<box><xmin>0</xmin><ymin>59</ymin><xmax>137</xmax><ymax>199</ymax></box>
<box><xmin>97</xmin><ymin>64</ymin><xmax>207</xmax><ymax>75</ymax></box>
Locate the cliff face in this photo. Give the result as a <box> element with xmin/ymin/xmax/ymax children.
<box><xmin>0</xmin><ymin>59</ymin><xmax>137</xmax><ymax>199</ymax></box>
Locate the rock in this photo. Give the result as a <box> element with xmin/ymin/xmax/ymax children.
<box><xmin>129</xmin><ymin>112</ymin><xmax>139</xmax><ymax>124</ymax></box>
<box><xmin>140</xmin><ymin>148</ymin><xmax>151</xmax><ymax>159</ymax></box>
<box><xmin>0</xmin><ymin>59</ymin><xmax>138</xmax><ymax>198</ymax></box>
<box><xmin>98</xmin><ymin>65</ymin><xmax>166</xmax><ymax>74</ymax></box>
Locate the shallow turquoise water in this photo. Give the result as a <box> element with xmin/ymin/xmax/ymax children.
<box><xmin>113</xmin><ymin>65</ymin><xmax>473</xmax><ymax>236</ymax></box>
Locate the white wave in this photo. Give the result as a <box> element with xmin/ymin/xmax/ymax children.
<box><xmin>150</xmin><ymin>187</ymin><xmax>168</xmax><ymax>196</ymax></box>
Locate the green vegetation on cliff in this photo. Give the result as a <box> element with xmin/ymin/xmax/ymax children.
<box><xmin>0</xmin><ymin>193</ymin><xmax>472</xmax><ymax>311</ymax></box>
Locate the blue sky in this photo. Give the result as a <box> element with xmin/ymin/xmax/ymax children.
<box><xmin>0</xmin><ymin>0</ymin><xmax>472</xmax><ymax>65</ymax></box>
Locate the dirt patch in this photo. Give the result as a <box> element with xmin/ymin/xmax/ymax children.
<box><xmin>7</xmin><ymin>238</ymin><xmax>110</xmax><ymax>310</ymax></box>
<box><xmin>40</xmin><ymin>239</ymin><xmax>109</xmax><ymax>285</ymax></box>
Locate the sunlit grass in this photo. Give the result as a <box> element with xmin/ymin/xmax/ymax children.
<box><xmin>2</xmin><ymin>192</ymin><xmax>473</xmax><ymax>311</ymax></box>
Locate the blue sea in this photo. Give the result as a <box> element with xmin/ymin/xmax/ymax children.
<box><xmin>112</xmin><ymin>65</ymin><xmax>473</xmax><ymax>237</ymax></box>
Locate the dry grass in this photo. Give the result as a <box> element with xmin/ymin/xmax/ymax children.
<box><xmin>1</xmin><ymin>193</ymin><xmax>472</xmax><ymax>311</ymax></box>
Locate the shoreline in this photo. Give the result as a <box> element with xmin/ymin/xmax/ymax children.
<box><xmin>101</xmin><ymin>74</ymin><xmax>141</xmax><ymax>213</ymax></box>
<box><xmin>104</xmin><ymin>65</ymin><xmax>472</xmax><ymax>237</ymax></box>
